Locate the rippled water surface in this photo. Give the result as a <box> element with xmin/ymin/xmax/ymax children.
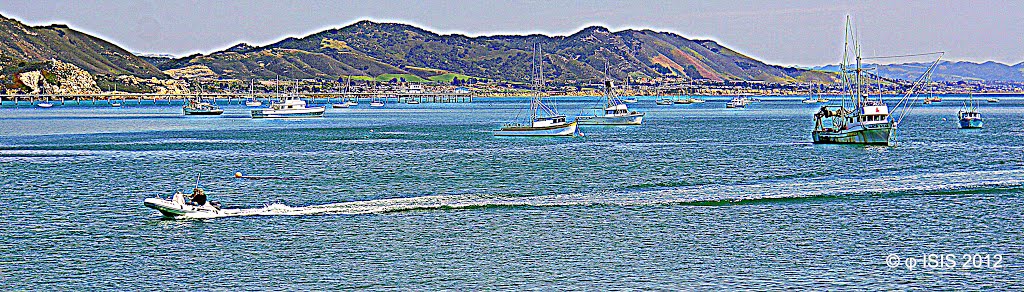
<box><xmin>2</xmin><ymin>96</ymin><xmax>1023</xmax><ymax>289</ymax></box>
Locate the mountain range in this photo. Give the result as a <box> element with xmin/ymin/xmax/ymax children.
<box><xmin>3</xmin><ymin>12</ymin><xmax>1023</xmax><ymax>90</ymax></box>
<box><xmin>0</xmin><ymin>14</ymin><xmax>165</xmax><ymax>79</ymax></box>
<box><xmin>141</xmin><ymin>20</ymin><xmax>837</xmax><ymax>84</ymax></box>
<box><xmin>814</xmin><ymin>61</ymin><xmax>1024</xmax><ymax>82</ymax></box>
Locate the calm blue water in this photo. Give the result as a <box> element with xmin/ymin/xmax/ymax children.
<box><xmin>2</xmin><ymin>96</ymin><xmax>1023</xmax><ymax>290</ymax></box>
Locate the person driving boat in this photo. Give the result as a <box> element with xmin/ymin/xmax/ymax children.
<box><xmin>189</xmin><ymin>187</ymin><xmax>207</xmax><ymax>206</ymax></box>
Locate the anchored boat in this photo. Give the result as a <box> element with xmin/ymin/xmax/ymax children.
<box><xmin>811</xmin><ymin>16</ymin><xmax>942</xmax><ymax>146</ymax></box>
<box><xmin>251</xmin><ymin>97</ymin><xmax>325</xmax><ymax>118</ymax></box>
<box><xmin>494</xmin><ymin>44</ymin><xmax>580</xmax><ymax>137</ymax></box>
<box><xmin>726</xmin><ymin>97</ymin><xmax>748</xmax><ymax>108</ymax></box>
<box><xmin>958</xmin><ymin>94</ymin><xmax>984</xmax><ymax>129</ymax></box>
<box><xmin>577</xmin><ymin>80</ymin><xmax>645</xmax><ymax>126</ymax></box>
<box><xmin>183</xmin><ymin>97</ymin><xmax>224</xmax><ymax>115</ymax></box>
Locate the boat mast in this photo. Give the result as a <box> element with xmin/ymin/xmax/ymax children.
<box><xmin>530</xmin><ymin>44</ymin><xmax>539</xmax><ymax>122</ymax></box>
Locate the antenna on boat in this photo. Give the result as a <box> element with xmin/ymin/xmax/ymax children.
<box><xmin>194</xmin><ymin>173</ymin><xmax>202</xmax><ymax>190</ymax></box>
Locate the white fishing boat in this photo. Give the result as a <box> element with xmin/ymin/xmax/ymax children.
<box><xmin>811</xmin><ymin>16</ymin><xmax>942</xmax><ymax>146</ymax></box>
<box><xmin>252</xmin><ymin>80</ymin><xmax>326</xmax><ymax>118</ymax></box>
<box><xmin>370</xmin><ymin>99</ymin><xmax>385</xmax><ymax>107</ymax></box>
<box><xmin>494</xmin><ymin>44</ymin><xmax>580</xmax><ymax>137</ymax></box>
<box><xmin>577</xmin><ymin>80</ymin><xmax>645</xmax><ymax>125</ymax></box>
<box><xmin>621</xmin><ymin>97</ymin><xmax>638</xmax><ymax>103</ymax></box>
<box><xmin>674</xmin><ymin>98</ymin><xmax>692</xmax><ymax>104</ymax></box>
<box><xmin>726</xmin><ymin>97</ymin><xmax>748</xmax><ymax>108</ymax></box>
<box><xmin>986</xmin><ymin>97</ymin><xmax>1000</xmax><ymax>103</ymax></box>
<box><xmin>656</xmin><ymin>98</ymin><xmax>673</xmax><ymax>105</ymax></box>
<box><xmin>251</xmin><ymin>98</ymin><xmax>325</xmax><ymax>118</ymax></box>
<box><xmin>332</xmin><ymin>102</ymin><xmax>350</xmax><ymax>108</ymax></box>
<box><xmin>802</xmin><ymin>96</ymin><xmax>818</xmax><ymax>104</ymax></box>
<box><xmin>688</xmin><ymin>97</ymin><xmax>705</xmax><ymax>104</ymax></box>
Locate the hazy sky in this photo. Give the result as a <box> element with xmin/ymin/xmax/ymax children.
<box><xmin>3</xmin><ymin>0</ymin><xmax>1022</xmax><ymax>66</ymax></box>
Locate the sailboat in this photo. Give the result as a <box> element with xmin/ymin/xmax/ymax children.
<box><xmin>369</xmin><ymin>80</ymin><xmax>385</xmax><ymax>107</ymax></box>
<box><xmin>36</xmin><ymin>87</ymin><xmax>53</xmax><ymax>108</ymax></box>
<box><xmin>110</xmin><ymin>83</ymin><xmax>122</xmax><ymax>107</ymax></box>
<box><xmin>577</xmin><ymin>80</ymin><xmax>645</xmax><ymax>125</ymax></box>
<box><xmin>811</xmin><ymin>16</ymin><xmax>942</xmax><ymax>146</ymax></box>
<box><xmin>493</xmin><ymin>44</ymin><xmax>580</xmax><ymax>137</ymax></box>
<box><xmin>245</xmin><ymin>79</ymin><xmax>262</xmax><ymax>107</ymax></box>
<box><xmin>370</xmin><ymin>97</ymin><xmax>385</xmax><ymax>107</ymax></box>
<box><xmin>958</xmin><ymin>94</ymin><xmax>984</xmax><ymax>129</ymax></box>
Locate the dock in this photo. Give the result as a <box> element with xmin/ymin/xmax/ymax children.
<box><xmin>0</xmin><ymin>92</ymin><xmax>473</xmax><ymax>107</ymax></box>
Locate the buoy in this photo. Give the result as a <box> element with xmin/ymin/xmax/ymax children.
<box><xmin>235</xmin><ymin>172</ymin><xmax>243</xmax><ymax>178</ymax></box>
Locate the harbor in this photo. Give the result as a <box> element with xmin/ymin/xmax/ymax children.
<box><xmin>0</xmin><ymin>92</ymin><xmax>474</xmax><ymax>107</ymax></box>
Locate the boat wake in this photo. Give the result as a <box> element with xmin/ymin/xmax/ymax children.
<box><xmin>172</xmin><ymin>169</ymin><xmax>1024</xmax><ymax>219</ymax></box>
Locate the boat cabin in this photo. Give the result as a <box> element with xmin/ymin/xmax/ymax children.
<box><xmin>959</xmin><ymin>111</ymin><xmax>981</xmax><ymax>120</ymax></box>
<box><xmin>270</xmin><ymin>99</ymin><xmax>308</xmax><ymax>110</ymax></box>
<box><xmin>533</xmin><ymin>115</ymin><xmax>567</xmax><ymax>127</ymax></box>
<box><xmin>605</xmin><ymin>104</ymin><xmax>629</xmax><ymax>116</ymax></box>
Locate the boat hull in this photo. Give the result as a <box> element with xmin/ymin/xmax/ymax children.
<box><xmin>143</xmin><ymin>198</ymin><xmax>221</xmax><ymax>218</ymax></box>
<box><xmin>184</xmin><ymin>109</ymin><xmax>224</xmax><ymax>115</ymax></box>
<box><xmin>959</xmin><ymin>118</ymin><xmax>984</xmax><ymax>129</ymax></box>
<box><xmin>812</xmin><ymin>123</ymin><xmax>893</xmax><ymax>145</ymax></box>
<box><xmin>493</xmin><ymin>121</ymin><xmax>579</xmax><ymax>137</ymax></box>
<box><xmin>577</xmin><ymin>113</ymin><xmax>644</xmax><ymax>125</ymax></box>
<box><xmin>251</xmin><ymin>107</ymin><xmax>325</xmax><ymax>118</ymax></box>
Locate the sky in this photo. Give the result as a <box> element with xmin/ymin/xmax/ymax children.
<box><xmin>2</xmin><ymin>0</ymin><xmax>1022</xmax><ymax>66</ymax></box>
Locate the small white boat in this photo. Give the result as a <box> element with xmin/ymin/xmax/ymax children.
<box><xmin>726</xmin><ymin>97</ymin><xmax>748</xmax><ymax>108</ymax></box>
<box><xmin>37</xmin><ymin>102</ymin><xmax>54</xmax><ymax>108</ymax></box>
<box><xmin>332</xmin><ymin>103</ymin><xmax>350</xmax><ymax>108</ymax></box>
<box><xmin>144</xmin><ymin>191</ymin><xmax>224</xmax><ymax>218</ymax></box>
<box><xmin>986</xmin><ymin>98</ymin><xmax>1000</xmax><ymax>103</ymax></box>
<box><xmin>370</xmin><ymin>100</ymin><xmax>385</xmax><ymax>107</ymax></box>
<box><xmin>251</xmin><ymin>98</ymin><xmax>325</xmax><ymax>118</ymax></box>
<box><xmin>621</xmin><ymin>97</ymin><xmax>638</xmax><ymax>103</ymax></box>
<box><xmin>688</xmin><ymin>97</ymin><xmax>705</xmax><ymax>104</ymax></box>
<box><xmin>245</xmin><ymin>100</ymin><xmax>262</xmax><ymax>107</ymax></box>
<box><xmin>407</xmin><ymin>99</ymin><xmax>420</xmax><ymax>104</ymax></box>
<box><xmin>143</xmin><ymin>175</ymin><xmax>224</xmax><ymax>218</ymax></box>
<box><xmin>674</xmin><ymin>98</ymin><xmax>692</xmax><ymax>104</ymax></box>
<box><xmin>346</xmin><ymin>100</ymin><xmax>359</xmax><ymax>106</ymax></box>
<box><xmin>656</xmin><ymin>98</ymin><xmax>673</xmax><ymax>105</ymax></box>
<box><xmin>111</xmin><ymin>102</ymin><xmax>122</xmax><ymax>107</ymax></box>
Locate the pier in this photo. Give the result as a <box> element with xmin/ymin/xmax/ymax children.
<box><xmin>0</xmin><ymin>92</ymin><xmax>473</xmax><ymax>107</ymax></box>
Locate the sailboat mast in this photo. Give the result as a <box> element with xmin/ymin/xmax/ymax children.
<box><xmin>530</xmin><ymin>44</ymin><xmax>539</xmax><ymax>122</ymax></box>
